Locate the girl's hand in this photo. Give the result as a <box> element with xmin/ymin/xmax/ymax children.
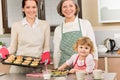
<box><xmin>69</xmin><ymin>68</ymin><xmax>77</xmax><ymax>74</ymax></box>
<box><xmin>58</xmin><ymin>67</ymin><xmax>64</xmax><ymax>71</ymax></box>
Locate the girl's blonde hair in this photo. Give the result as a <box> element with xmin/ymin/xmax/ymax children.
<box><xmin>73</xmin><ymin>37</ymin><xmax>94</xmax><ymax>54</ymax></box>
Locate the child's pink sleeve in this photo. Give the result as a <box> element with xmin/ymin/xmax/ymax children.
<box><xmin>66</xmin><ymin>54</ymin><xmax>78</xmax><ymax>66</ymax></box>
<box><xmin>85</xmin><ymin>54</ymin><xmax>95</xmax><ymax>73</ymax></box>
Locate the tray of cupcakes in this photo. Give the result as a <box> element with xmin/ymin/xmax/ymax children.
<box><xmin>51</xmin><ymin>69</ymin><xmax>69</xmax><ymax>77</ymax></box>
<box><xmin>1</xmin><ymin>54</ymin><xmax>42</xmax><ymax>68</ymax></box>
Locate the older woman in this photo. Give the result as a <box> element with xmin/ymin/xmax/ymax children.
<box><xmin>53</xmin><ymin>0</ymin><xmax>98</xmax><ymax>69</ymax></box>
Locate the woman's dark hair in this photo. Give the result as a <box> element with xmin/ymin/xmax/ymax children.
<box><xmin>57</xmin><ymin>0</ymin><xmax>80</xmax><ymax>17</ymax></box>
<box><xmin>22</xmin><ymin>0</ymin><xmax>38</xmax><ymax>17</ymax></box>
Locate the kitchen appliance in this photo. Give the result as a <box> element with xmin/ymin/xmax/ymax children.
<box><xmin>98</xmin><ymin>45</ymin><xmax>108</xmax><ymax>53</ymax></box>
<box><xmin>104</xmin><ymin>38</ymin><xmax>116</xmax><ymax>52</ymax></box>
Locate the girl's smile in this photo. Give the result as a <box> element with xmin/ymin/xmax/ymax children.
<box><xmin>78</xmin><ymin>45</ymin><xmax>91</xmax><ymax>57</ymax></box>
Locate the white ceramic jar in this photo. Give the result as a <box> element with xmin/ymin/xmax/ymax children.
<box><xmin>98</xmin><ymin>45</ymin><xmax>108</xmax><ymax>53</ymax></box>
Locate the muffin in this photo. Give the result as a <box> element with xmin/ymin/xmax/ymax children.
<box><xmin>25</xmin><ymin>57</ymin><xmax>33</xmax><ymax>61</ymax></box>
<box><xmin>22</xmin><ymin>60</ymin><xmax>31</xmax><ymax>65</ymax></box>
<box><xmin>34</xmin><ymin>58</ymin><xmax>41</xmax><ymax>62</ymax></box>
<box><xmin>4</xmin><ymin>59</ymin><xmax>13</xmax><ymax>63</ymax></box>
<box><xmin>16</xmin><ymin>55</ymin><xmax>23</xmax><ymax>59</ymax></box>
<box><xmin>13</xmin><ymin>61</ymin><xmax>22</xmax><ymax>64</ymax></box>
<box><xmin>30</xmin><ymin>61</ymin><xmax>39</xmax><ymax>66</ymax></box>
<box><xmin>4</xmin><ymin>54</ymin><xmax>15</xmax><ymax>63</ymax></box>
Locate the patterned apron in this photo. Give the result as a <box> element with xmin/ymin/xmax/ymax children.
<box><xmin>59</xmin><ymin>19</ymin><xmax>82</xmax><ymax>66</ymax></box>
<box><xmin>73</xmin><ymin>56</ymin><xmax>86</xmax><ymax>70</ymax></box>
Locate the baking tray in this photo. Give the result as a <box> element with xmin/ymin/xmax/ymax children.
<box><xmin>1</xmin><ymin>55</ymin><xmax>43</xmax><ymax>68</ymax></box>
<box><xmin>51</xmin><ymin>69</ymin><xmax>69</xmax><ymax>77</ymax></box>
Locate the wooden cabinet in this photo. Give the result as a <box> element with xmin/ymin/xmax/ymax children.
<box><xmin>0</xmin><ymin>64</ymin><xmax>10</xmax><ymax>73</ymax></box>
<box><xmin>98</xmin><ymin>57</ymin><xmax>105</xmax><ymax>71</ymax></box>
<box><xmin>98</xmin><ymin>57</ymin><xmax>119</xmax><ymax>80</ymax></box>
<box><xmin>108</xmin><ymin>58</ymin><xmax>120</xmax><ymax>80</ymax></box>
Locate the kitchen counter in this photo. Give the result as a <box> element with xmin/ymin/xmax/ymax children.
<box><xmin>0</xmin><ymin>72</ymin><xmax>117</xmax><ymax>80</ymax></box>
<box><xmin>98</xmin><ymin>51</ymin><xmax>120</xmax><ymax>58</ymax></box>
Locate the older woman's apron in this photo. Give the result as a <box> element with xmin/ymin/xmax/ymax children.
<box><xmin>59</xmin><ymin>19</ymin><xmax>82</xmax><ymax>66</ymax></box>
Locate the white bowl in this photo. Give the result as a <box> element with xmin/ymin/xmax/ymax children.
<box><xmin>43</xmin><ymin>73</ymin><xmax>51</xmax><ymax>80</ymax></box>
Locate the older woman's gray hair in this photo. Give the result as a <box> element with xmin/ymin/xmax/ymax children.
<box><xmin>57</xmin><ymin>0</ymin><xmax>80</xmax><ymax>17</ymax></box>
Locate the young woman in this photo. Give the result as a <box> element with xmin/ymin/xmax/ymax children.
<box><xmin>53</xmin><ymin>0</ymin><xmax>98</xmax><ymax>69</ymax></box>
<box><xmin>58</xmin><ymin>37</ymin><xmax>95</xmax><ymax>73</ymax></box>
<box><xmin>7</xmin><ymin>0</ymin><xmax>50</xmax><ymax>73</ymax></box>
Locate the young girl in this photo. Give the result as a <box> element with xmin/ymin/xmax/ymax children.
<box><xmin>58</xmin><ymin>36</ymin><xmax>95</xmax><ymax>74</ymax></box>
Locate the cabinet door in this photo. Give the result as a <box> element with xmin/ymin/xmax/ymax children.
<box><xmin>0</xmin><ymin>64</ymin><xmax>10</xmax><ymax>73</ymax></box>
<box><xmin>98</xmin><ymin>57</ymin><xmax>105</xmax><ymax>71</ymax></box>
<box><xmin>108</xmin><ymin>58</ymin><xmax>120</xmax><ymax>80</ymax></box>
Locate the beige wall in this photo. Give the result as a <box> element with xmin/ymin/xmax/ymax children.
<box><xmin>0</xmin><ymin>0</ymin><xmax>3</xmax><ymax>34</ymax></box>
<box><xmin>82</xmin><ymin>0</ymin><xmax>120</xmax><ymax>31</ymax></box>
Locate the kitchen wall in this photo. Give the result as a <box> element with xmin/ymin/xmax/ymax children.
<box><xmin>7</xmin><ymin>0</ymin><xmax>23</xmax><ymax>28</ymax></box>
<box><xmin>95</xmin><ymin>30</ymin><xmax>120</xmax><ymax>50</ymax></box>
<box><xmin>0</xmin><ymin>0</ymin><xmax>3</xmax><ymax>34</ymax></box>
<box><xmin>82</xmin><ymin>0</ymin><xmax>120</xmax><ymax>30</ymax></box>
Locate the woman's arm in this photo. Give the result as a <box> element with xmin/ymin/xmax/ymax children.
<box><xmin>82</xmin><ymin>19</ymin><xmax>98</xmax><ymax>68</ymax></box>
<box><xmin>43</xmin><ymin>22</ymin><xmax>50</xmax><ymax>52</ymax></box>
<box><xmin>8</xmin><ymin>23</ymin><xmax>18</xmax><ymax>54</ymax></box>
<box><xmin>53</xmin><ymin>27</ymin><xmax>61</xmax><ymax>69</ymax></box>
<box><xmin>86</xmin><ymin>54</ymin><xmax>95</xmax><ymax>73</ymax></box>
<box><xmin>87</xmin><ymin>24</ymin><xmax>98</xmax><ymax>69</ymax></box>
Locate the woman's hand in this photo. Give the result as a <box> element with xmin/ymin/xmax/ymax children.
<box><xmin>40</xmin><ymin>51</ymin><xmax>51</xmax><ymax>65</ymax></box>
<box><xmin>0</xmin><ymin>47</ymin><xmax>9</xmax><ymax>59</ymax></box>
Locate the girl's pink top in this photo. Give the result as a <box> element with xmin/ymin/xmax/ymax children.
<box><xmin>66</xmin><ymin>54</ymin><xmax>95</xmax><ymax>73</ymax></box>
